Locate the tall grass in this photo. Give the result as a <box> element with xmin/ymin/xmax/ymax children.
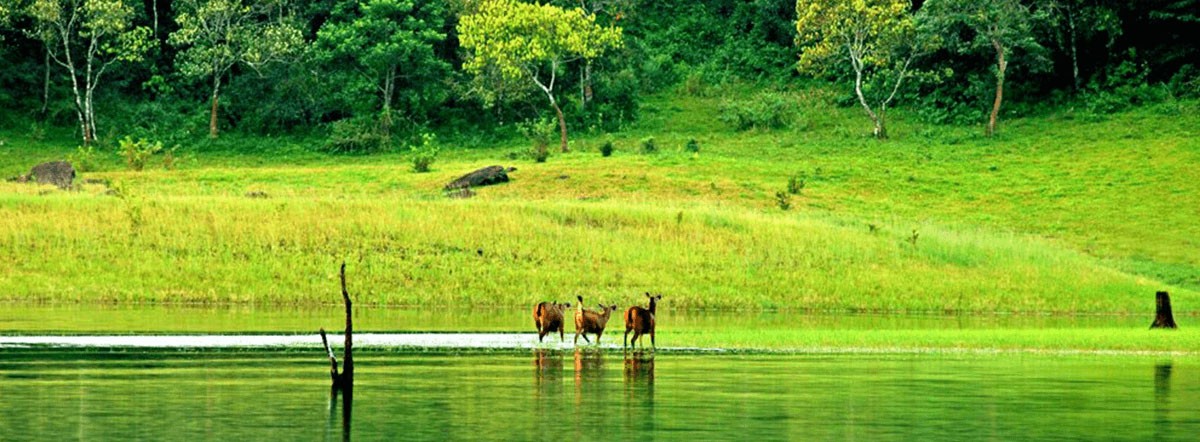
<box><xmin>1</xmin><ymin>93</ymin><xmax>1196</xmax><ymax>312</ymax></box>
<box><xmin>0</xmin><ymin>184</ymin><xmax>1185</xmax><ymax>312</ymax></box>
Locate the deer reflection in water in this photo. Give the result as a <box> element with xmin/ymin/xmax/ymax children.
<box><xmin>623</xmin><ymin>350</ymin><xmax>655</xmax><ymax>432</ymax></box>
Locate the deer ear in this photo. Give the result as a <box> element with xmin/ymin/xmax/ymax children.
<box><xmin>577</xmin><ymin>295</ymin><xmax>584</xmax><ymax>303</ymax></box>
<box><xmin>644</xmin><ymin>292</ymin><xmax>651</xmax><ymax>298</ymax></box>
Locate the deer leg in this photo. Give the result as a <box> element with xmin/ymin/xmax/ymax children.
<box><xmin>651</xmin><ymin>330</ymin><xmax>656</xmax><ymax>349</ymax></box>
<box><xmin>624</xmin><ymin>329</ymin><xmax>630</xmax><ymax>349</ymax></box>
<box><xmin>596</xmin><ymin>331</ymin><xmax>603</xmax><ymax>345</ymax></box>
<box><xmin>581</xmin><ymin>333</ymin><xmax>591</xmax><ymax>343</ymax></box>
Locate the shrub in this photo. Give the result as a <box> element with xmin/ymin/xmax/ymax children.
<box><xmin>325</xmin><ymin>118</ymin><xmax>388</xmax><ymax>154</ymax></box>
<box><xmin>1081</xmin><ymin>56</ymin><xmax>1170</xmax><ymax>114</ymax></box>
<box><xmin>71</xmin><ymin>145</ymin><xmax>101</xmax><ymax>173</ymax></box>
<box><xmin>1168</xmin><ymin>64</ymin><xmax>1200</xmax><ymax>99</ymax></box>
<box><xmin>640</xmin><ymin>137</ymin><xmax>657</xmax><ymax>154</ymax></box>
<box><xmin>787</xmin><ymin>174</ymin><xmax>805</xmax><ymax>195</ymax></box>
<box><xmin>685</xmin><ymin>138</ymin><xmax>700</xmax><ymax>153</ymax></box>
<box><xmin>163</xmin><ymin>146</ymin><xmax>179</xmax><ymax>171</ymax></box>
<box><xmin>518</xmin><ymin>119</ymin><xmax>556</xmax><ymax>162</ymax></box>
<box><xmin>718</xmin><ymin>91</ymin><xmax>796</xmax><ymax>130</ymax></box>
<box><xmin>410</xmin><ymin>132</ymin><xmax>438</xmax><ymax>173</ymax></box>
<box><xmin>599</xmin><ymin>140</ymin><xmax>614</xmax><ymax>157</ymax></box>
<box><xmin>118</xmin><ymin>136</ymin><xmax>162</xmax><ymax>171</ymax></box>
<box><xmin>775</xmin><ymin>191</ymin><xmax>792</xmax><ymax>211</ymax></box>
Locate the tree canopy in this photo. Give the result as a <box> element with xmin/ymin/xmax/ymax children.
<box><xmin>459</xmin><ymin>0</ymin><xmax>622</xmax><ymax>151</ymax></box>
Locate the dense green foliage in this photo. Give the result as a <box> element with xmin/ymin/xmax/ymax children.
<box><xmin>0</xmin><ymin>0</ymin><xmax>1196</xmax><ymax>146</ymax></box>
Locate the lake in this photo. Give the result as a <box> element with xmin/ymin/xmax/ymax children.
<box><xmin>0</xmin><ymin>348</ymin><xmax>1197</xmax><ymax>441</ymax></box>
<box><xmin>0</xmin><ymin>304</ymin><xmax>1195</xmax><ymax>440</ymax></box>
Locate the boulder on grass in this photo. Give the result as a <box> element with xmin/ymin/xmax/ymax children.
<box><xmin>27</xmin><ymin>161</ymin><xmax>76</xmax><ymax>189</ymax></box>
<box><xmin>444</xmin><ymin>165</ymin><xmax>511</xmax><ymax>190</ymax></box>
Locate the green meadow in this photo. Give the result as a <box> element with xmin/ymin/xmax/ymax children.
<box><xmin>2</xmin><ymin>92</ymin><xmax>1197</xmax><ymax>318</ymax></box>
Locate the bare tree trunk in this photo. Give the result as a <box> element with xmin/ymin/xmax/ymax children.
<box><xmin>210</xmin><ymin>74</ymin><xmax>221</xmax><ymax>139</ymax></box>
<box><xmin>60</xmin><ymin>38</ymin><xmax>90</xmax><ymax>145</ymax></box>
<box><xmin>852</xmin><ymin>60</ymin><xmax>885</xmax><ymax>139</ymax></box>
<box><xmin>552</xmin><ymin>99</ymin><xmax>568</xmax><ymax>152</ymax></box>
<box><xmin>987</xmin><ymin>39</ymin><xmax>1007</xmax><ymax>138</ymax></box>
<box><xmin>1066</xmin><ymin>3</ymin><xmax>1079</xmax><ymax>91</ymax></box>
<box><xmin>319</xmin><ymin>263</ymin><xmax>354</xmax><ymax>388</ymax></box>
<box><xmin>42</xmin><ymin>49</ymin><xmax>51</xmax><ymax>115</ymax></box>
<box><xmin>381</xmin><ymin>69</ymin><xmax>395</xmax><ymax>143</ymax></box>
<box><xmin>153</xmin><ymin>0</ymin><xmax>159</xmax><ymax>40</ymax></box>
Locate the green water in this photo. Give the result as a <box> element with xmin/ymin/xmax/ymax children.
<box><xmin>1</xmin><ymin>349</ymin><xmax>1197</xmax><ymax>441</ymax></box>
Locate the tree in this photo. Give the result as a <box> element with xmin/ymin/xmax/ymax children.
<box><xmin>795</xmin><ymin>0</ymin><xmax>930</xmax><ymax>139</ymax></box>
<box><xmin>1040</xmin><ymin>0</ymin><xmax>1120</xmax><ymax>92</ymax></box>
<box><xmin>27</xmin><ymin>0</ymin><xmax>151</xmax><ymax>145</ymax></box>
<box><xmin>922</xmin><ymin>0</ymin><xmax>1047</xmax><ymax>137</ymax></box>
<box><xmin>314</xmin><ymin>0</ymin><xmax>448</xmax><ymax>138</ymax></box>
<box><xmin>459</xmin><ymin>0</ymin><xmax>622</xmax><ymax>152</ymax></box>
<box><xmin>169</xmin><ymin>0</ymin><xmax>303</xmax><ymax>139</ymax></box>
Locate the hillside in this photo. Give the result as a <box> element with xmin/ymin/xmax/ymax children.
<box><xmin>1</xmin><ymin>92</ymin><xmax>1197</xmax><ymax>312</ymax></box>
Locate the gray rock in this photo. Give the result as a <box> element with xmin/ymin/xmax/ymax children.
<box><xmin>444</xmin><ymin>165</ymin><xmax>510</xmax><ymax>190</ymax></box>
<box><xmin>27</xmin><ymin>161</ymin><xmax>76</xmax><ymax>189</ymax></box>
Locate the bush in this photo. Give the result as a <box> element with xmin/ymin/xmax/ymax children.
<box><xmin>71</xmin><ymin>145</ymin><xmax>101</xmax><ymax>173</ymax></box>
<box><xmin>518</xmin><ymin>119</ymin><xmax>556</xmax><ymax>162</ymax></box>
<box><xmin>787</xmin><ymin>174</ymin><xmax>805</xmax><ymax>195</ymax></box>
<box><xmin>640</xmin><ymin>137</ymin><xmax>657</xmax><ymax>154</ymax></box>
<box><xmin>1168</xmin><ymin>64</ymin><xmax>1200</xmax><ymax>99</ymax></box>
<box><xmin>162</xmin><ymin>146</ymin><xmax>178</xmax><ymax>171</ymax></box>
<box><xmin>718</xmin><ymin>91</ymin><xmax>796</xmax><ymax>130</ymax></box>
<box><xmin>118</xmin><ymin>136</ymin><xmax>162</xmax><ymax>171</ymax></box>
<box><xmin>685</xmin><ymin>138</ymin><xmax>700</xmax><ymax>153</ymax></box>
<box><xmin>775</xmin><ymin>191</ymin><xmax>792</xmax><ymax>211</ymax></box>
<box><xmin>1081</xmin><ymin>56</ymin><xmax>1170</xmax><ymax>114</ymax></box>
<box><xmin>325</xmin><ymin>118</ymin><xmax>388</xmax><ymax>154</ymax></box>
<box><xmin>410</xmin><ymin>133</ymin><xmax>438</xmax><ymax>173</ymax></box>
<box><xmin>599</xmin><ymin>140</ymin><xmax>614</xmax><ymax>157</ymax></box>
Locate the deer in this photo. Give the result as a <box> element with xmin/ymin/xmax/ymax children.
<box><xmin>533</xmin><ymin>300</ymin><xmax>573</xmax><ymax>342</ymax></box>
<box><xmin>624</xmin><ymin>292</ymin><xmax>663</xmax><ymax>350</ymax></box>
<box><xmin>574</xmin><ymin>295</ymin><xmax>618</xmax><ymax>345</ymax></box>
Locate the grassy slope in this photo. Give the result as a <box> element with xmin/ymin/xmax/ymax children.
<box><xmin>0</xmin><ymin>92</ymin><xmax>1197</xmax><ymax>314</ymax></box>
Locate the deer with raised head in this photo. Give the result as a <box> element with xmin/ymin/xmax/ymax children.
<box><xmin>574</xmin><ymin>295</ymin><xmax>618</xmax><ymax>345</ymax></box>
<box><xmin>624</xmin><ymin>292</ymin><xmax>663</xmax><ymax>350</ymax></box>
<box><xmin>533</xmin><ymin>300</ymin><xmax>573</xmax><ymax>342</ymax></box>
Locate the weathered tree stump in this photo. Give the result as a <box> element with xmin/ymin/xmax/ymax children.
<box><xmin>1150</xmin><ymin>291</ymin><xmax>1177</xmax><ymax>329</ymax></box>
<box><xmin>321</xmin><ymin>263</ymin><xmax>354</xmax><ymax>389</ymax></box>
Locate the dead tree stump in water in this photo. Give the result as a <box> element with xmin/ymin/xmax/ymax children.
<box><xmin>321</xmin><ymin>263</ymin><xmax>354</xmax><ymax>389</ymax></box>
<box><xmin>1150</xmin><ymin>291</ymin><xmax>1177</xmax><ymax>329</ymax></box>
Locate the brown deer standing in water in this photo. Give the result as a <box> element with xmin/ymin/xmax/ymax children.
<box><xmin>574</xmin><ymin>295</ymin><xmax>618</xmax><ymax>345</ymax></box>
<box><xmin>624</xmin><ymin>293</ymin><xmax>663</xmax><ymax>350</ymax></box>
<box><xmin>533</xmin><ymin>300</ymin><xmax>573</xmax><ymax>342</ymax></box>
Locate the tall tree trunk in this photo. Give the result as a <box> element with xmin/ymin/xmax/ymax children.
<box><xmin>210</xmin><ymin>74</ymin><xmax>221</xmax><ymax>139</ymax></box>
<box><xmin>152</xmin><ymin>0</ymin><xmax>159</xmax><ymax>40</ymax></box>
<box><xmin>1066</xmin><ymin>3</ymin><xmax>1080</xmax><ymax>91</ymax></box>
<box><xmin>380</xmin><ymin>70</ymin><xmax>395</xmax><ymax>142</ymax></box>
<box><xmin>987</xmin><ymin>39</ymin><xmax>1007</xmax><ymax>138</ymax></box>
<box><xmin>852</xmin><ymin>61</ymin><xmax>885</xmax><ymax>139</ymax></box>
<box><xmin>42</xmin><ymin>49</ymin><xmax>51</xmax><ymax>115</ymax></box>
<box><xmin>552</xmin><ymin>99</ymin><xmax>568</xmax><ymax>152</ymax></box>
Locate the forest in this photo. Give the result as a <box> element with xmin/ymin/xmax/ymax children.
<box><xmin>0</xmin><ymin>0</ymin><xmax>1197</xmax><ymax>152</ymax></box>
